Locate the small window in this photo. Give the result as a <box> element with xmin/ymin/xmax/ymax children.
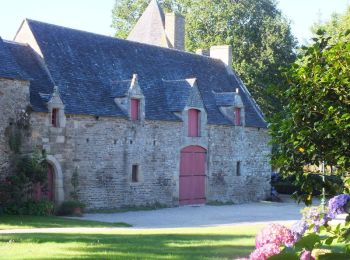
<box><xmin>235</xmin><ymin>107</ymin><xmax>241</xmax><ymax>125</ymax></box>
<box><xmin>236</xmin><ymin>161</ymin><xmax>241</xmax><ymax>176</ymax></box>
<box><xmin>52</xmin><ymin>108</ymin><xmax>59</xmax><ymax>127</ymax></box>
<box><xmin>132</xmin><ymin>164</ymin><xmax>139</xmax><ymax>182</ymax></box>
<box><xmin>188</xmin><ymin>109</ymin><xmax>200</xmax><ymax>137</ymax></box>
<box><xmin>131</xmin><ymin>98</ymin><xmax>140</xmax><ymax>121</ymax></box>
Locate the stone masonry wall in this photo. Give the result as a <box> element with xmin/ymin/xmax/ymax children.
<box><xmin>207</xmin><ymin>125</ymin><xmax>271</xmax><ymax>203</ymax></box>
<box><xmin>26</xmin><ymin>112</ymin><xmax>270</xmax><ymax>209</ymax></box>
<box><xmin>1</xmin><ymin>78</ymin><xmax>271</xmax><ymax>209</ymax></box>
<box><xmin>0</xmin><ymin>79</ymin><xmax>30</xmax><ymax>177</ymax></box>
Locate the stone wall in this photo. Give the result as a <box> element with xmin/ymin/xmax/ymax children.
<box><xmin>26</xmin><ymin>112</ymin><xmax>270</xmax><ymax>209</ymax></box>
<box><xmin>1</xmin><ymin>78</ymin><xmax>271</xmax><ymax>209</ymax></box>
<box><xmin>0</xmin><ymin>78</ymin><xmax>30</xmax><ymax>177</ymax></box>
<box><xmin>207</xmin><ymin>125</ymin><xmax>271</xmax><ymax>203</ymax></box>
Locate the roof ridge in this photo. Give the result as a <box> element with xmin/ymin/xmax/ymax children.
<box><xmin>25</xmin><ymin>19</ymin><xmax>222</xmax><ymax>63</ymax></box>
<box><xmin>3</xmin><ymin>39</ymin><xmax>28</xmax><ymax>46</ymax></box>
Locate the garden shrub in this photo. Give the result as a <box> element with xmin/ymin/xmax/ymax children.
<box><xmin>236</xmin><ymin>193</ymin><xmax>350</xmax><ymax>260</ymax></box>
<box><xmin>4</xmin><ymin>200</ymin><xmax>54</xmax><ymax>216</ymax></box>
<box><xmin>57</xmin><ymin>200</ymin><xmax>86</xmax><ymax>216</ymax></box>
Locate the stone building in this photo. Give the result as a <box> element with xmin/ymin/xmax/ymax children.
<box><xmin>0</xmin><ymin>0</ymin><xmax>271</xmax><ymax>209</ymax></box>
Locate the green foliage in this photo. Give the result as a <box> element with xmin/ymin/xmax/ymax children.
<box><xmin>4</xmin><ymin>200</ymin><xmax>54</xmax><ymax>216</ymax></box>
<box><xmin>269</xmin><ymin>30</ymin><xmax>350</xmax><ymax>203</ymax></box>
<box><xmin>57</xmin><ymin>200</ymin><xmax>86</xmax><ymax>216</ymax></box>
<box><xmin>312</xmin><ymin>6</ymin><xmax>350</xmax><ymax>42</ymax></box>
<box><xmin>111</xmin><ymin>0</ymin><xmax>297</xmax><ymax>116</ymax></box>
<box><xmin>1</xmin><ymin>151</ymin><xmax>48</xmax><ymax>208</ymax></box>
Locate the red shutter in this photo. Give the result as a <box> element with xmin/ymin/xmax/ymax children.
<box><xmin>52</xmin><ymin>108</ymin><xmax>58</xmax><ymax>127</ymax></box>
<box><xmin>235</xmin><ymin>107</ymin><xmax>241</xmax><ymax>125</ymax></box>
<box><xmin>188</xmin><ymin>109</ymin><xmax>200</xmax><ymax>137</ymax></box>
<box><xmin>131</xmin><ymin>99</ymin><xmax>139</xmax><ymax>121</ymax></box>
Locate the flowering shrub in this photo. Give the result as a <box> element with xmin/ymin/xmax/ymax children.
<box><xmin>290</xmin><ymin>220</ymin><xmax>308</xmax><ymax>240</ymax></box>
<box><xmin>250</xmin><ymin>243</ymin><xmax>281</xmax><ymax>260</ymax></box>
<box><xmin>235</xmin><ymin>194</ymin><xmax>350</xmax><ymax>260</ymax></box>
<box><xmin>255</xmin><ymin>223</ymin><xmax>296</xmax><ymax>248</ymax></box>
<box><xmin>300</xmin><ymin>206</ymin><xmax>330</xmax><ymax>232</ymax></box>
<box><xmin>328</xmin><ymin>194</ymin><xmax>350</xmax><ymax>219</ymax></box>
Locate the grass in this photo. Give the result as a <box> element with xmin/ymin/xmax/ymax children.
<box><xmin>0</xmin><ymin>215</ymin><xmax>131</xmax><ymax>230</ymax></box>
<box><xmin>0</xmin><ymin>225</ymin><xmax>261</xmax><ymax>259</ymax></box>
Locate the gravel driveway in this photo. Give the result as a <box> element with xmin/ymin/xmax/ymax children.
<box><xmin>79</xmin><ymin>198</ymin><xmax>307</xmax><ymax>228</ymax></box>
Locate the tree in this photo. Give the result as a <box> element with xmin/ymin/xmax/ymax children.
<box><xmin>312</xmin><ymin>6</ymin><xmax>350</xmax><ymax>41</ymax></box>
<box><xmin>111</xmin><ymin>0</ymin><xmax>297</xmax><ymax>116</ymax></box>
<box><xmin>269</xmin><ymin>31</ymin><xmax>350</xmax><ymax>204</ymax></box>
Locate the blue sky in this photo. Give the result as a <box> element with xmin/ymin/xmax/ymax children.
<box><xmin>0</xmin><ymin>0</ymin><xmax>349</xmax><ymax>44</ymax></box>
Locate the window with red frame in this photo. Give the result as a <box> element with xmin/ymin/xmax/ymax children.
<box><xmin>131</xmin><ymin>98</ymin><xmax>140</xmax><ymax>121</ymax></box>
<box><xmin>52</xmin><ymin>108</ymin><xmax>59</xmax><ymax>127</ymax></box>
<box><xmin>188</xmin><ymin>109</ymin><xmax>200</xmax><ymax>137</ymax></box>
<box><xmin>235</xmin><ymin>107</ymin><xmax>241</xmax><ymax>125</ymax></box>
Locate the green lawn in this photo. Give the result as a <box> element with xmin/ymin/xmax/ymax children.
<box><xmin>0</xmin><ymin>215</ymin><xmax>131</xmax><ymax>229</ymax></box>
<box><xmin>0</xmin><ymin>220</ymin><xmax>261</xmax><ymax>259</ymax></box>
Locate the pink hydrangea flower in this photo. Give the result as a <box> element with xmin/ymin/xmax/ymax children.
<box><xmin>255</xmin><ymin>223</ymin><xmax>296</xmax><ymax>248</ymax></box>
<box><xmin>249</xmin><ymin>243</ymin><xmax>281</xmax><ymax>260</ymax></box>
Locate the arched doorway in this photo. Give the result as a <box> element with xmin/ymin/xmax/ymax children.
<box><xmin>179</xmin><ymin>146</ymin><xmax>207</xmax><ymax>205</ymax></box>
<box><xmin>46</xmin><ymin>155</ymin><xmax>64</xmax><ymax>204</ymax></box>
<box><xmin>45</xmin><ymin>164</ymin><xmax>55</xmax><ymax>201</ymax></box>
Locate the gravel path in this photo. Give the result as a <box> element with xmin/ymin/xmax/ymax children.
<box><xmin>76</xmin><ymin>198</ymin><xmax>306</xmax><ymax>229</ymax></box>
<box><xmin>1</xmin><ymin>197</ymin><xmax>346</xmax><ymax>233</ymax></box>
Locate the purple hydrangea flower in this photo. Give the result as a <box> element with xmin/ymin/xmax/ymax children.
<box><xmin>301</xmin><ymin>206</ymin><xmax>331</xmax><ymax>232</ymax></box>
<box><xmin>328</xmin><ymin>194</ymin><xmax>350</xmax><ymax>219</ymax></box>
<box><xmin>300</xmin><ymin>250</ymin><xmax>315</xmax><ymax>260</ymax></box>
<box><xmin>290</xmin><ymin>220</ymin><xmax>308</xmax><ymax>240</ymax></box>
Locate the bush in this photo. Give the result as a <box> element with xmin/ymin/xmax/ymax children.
<box><xmin>57</xmin><ymin>200</ymin><xmax>85</xmax><ymax>216</ymax></box>
<box><xmin>272</xmin><ymin>173</ymin><xmax>344</xmax><ymax>196</ymax></box>
<box><xmin>273</xmin><ymin>181</ymin><xmax>297</xmax><ymax>194</ymax></box>
<box><xmin>4</xmin><ymin>200</ymin><xmax>54</xmax><ymax>216</ymax></box>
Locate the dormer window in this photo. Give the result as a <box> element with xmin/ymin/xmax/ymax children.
<box><xmin>52</xmin><ymin>108</ymin><xmax>59</xmax><ymax>127</ymax></box>
<box><xmin>131</xmin><ymin>98</ymin><xmax>140</xmax><ymax>121</ymax></box>
<box><xmin>235</xmin><ymin>107</ymin><xmax>241</xmax><ymax>126</ymax></box>
<box><xmin>188</xmin><ymin>109</ymin><xmax>200</xmax><ymax>137</ymax></box>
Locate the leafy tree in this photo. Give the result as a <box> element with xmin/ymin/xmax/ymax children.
<box><xmin>111</xmin><ymin>0</ymin><xmax>297</xmax><ymax>116</ymax></box>
<box><xmin>312</xmin><ymin>6</ymin><xmax>350</xmax><ymax>41</ymax></box>
<box><xmin>269</xmin><ymin>31</ymin><xmax>350</xmax><ymax>204</ymax></box>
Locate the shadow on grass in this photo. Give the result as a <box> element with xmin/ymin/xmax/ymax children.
<box><xmin>0</xmin><ymin>232</ymin><xmax>255</xmax><ymax>259</ymax></box>
<box><xmin>0</xmin><ymin>215</ymin><xmax>131</xmax><ymax>229</ymax></box>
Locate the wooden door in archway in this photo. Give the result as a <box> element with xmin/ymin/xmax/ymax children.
<box><xmin>179</xmin><ymin>146</ymin><xmax>206</xmax><ymax>205</ymax></box>
<box><xmin>46</xmin><ymin>164</ymin><xmax>55</xmax><ymax>201</ymax></box>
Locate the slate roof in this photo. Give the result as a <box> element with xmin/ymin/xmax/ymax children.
<box><xmin>4</xmin><ymin>40</ymin><xmax>55</xmax><ymax>112</ymax></box>
<box><xmin>163</xmin><ymin>79</ymin><xmax>192</xmax><ymax>112</ymax></box>
<box><xmin>110</xmin><ymin>80</ymin><xmax>132</xmax><ymax>98</ymax></box>
<box><xmin>127</xmin><ymin>0</ymin><xmax>170</xmax><ymax>48</ymax></box>
<box><xmin>7</xmin><ymin>19</ymin><xmax>266</xmax><ymax>128</ymax></box>
<box><xmin>0</xmin><ymin>38</ymin><xmax>30</xmax><ymax>80</ymax></box>
<box><xmin>214</xmin><ymin>92</ymin><xmax>235</xmax><ymax>106</ymax></box>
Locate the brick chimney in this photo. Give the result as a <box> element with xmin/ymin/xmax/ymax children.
<box><xmin>210</xmin><ymin>45</ymin><xmax>232</xmax><ymax>68</ymax></box>
<box><xmin>165</xmin><ymin>13</ymin><xmax>185</xmax><ymax>51</ymax></box>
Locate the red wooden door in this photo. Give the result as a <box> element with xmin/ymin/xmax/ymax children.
<box><xmin>131</xmin><ymin>98</ymin><xmax>139</xmax><ymax>121</ymax></box>
<box><xmin>47</xmin><ymin>164</ymin><xmax>55</xmax><ymax>201</ymax></box>
<box><xmin>188</xmin><ymin>109</ymin><xmax>200</xmax><ymax>137</ymax></box>
<box><xmin>179</xmin><ymin>146</ymin><xmax>206</xmax><ymax>205</ymax></box>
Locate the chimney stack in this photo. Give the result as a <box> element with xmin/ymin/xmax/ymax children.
<box><xmin>165</xmin><ymin>13</ymin><xmax>185</xmax><ymax>51</ymax></box>
<box><xmin>196</xmin><ymin>49</ymin><xmax>210</xmax><ymax>56</ymax></box>
<box><xmin>210</xmin><ymin>45</ymin><xmax>232</xmax><ymax>68</ymax></box>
